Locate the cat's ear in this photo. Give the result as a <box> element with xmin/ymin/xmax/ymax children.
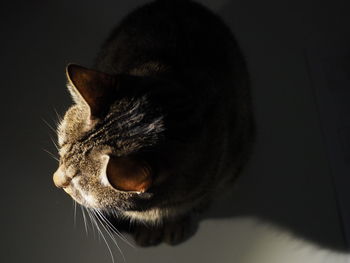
<box><xmin>106</xmin><ymin>156</ymin><xmax>152</xmax><ymax>193</ymax></box>
<box><xmin>66</xmin><ymin>64</ymin><xmax>117</xmax><ymax>119</ymax></box>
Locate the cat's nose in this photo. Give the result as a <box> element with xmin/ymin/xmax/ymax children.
<box><xmin>53</xmin><ymin>168</ymin><xmax>71</xmax><ymax>188</ymax></box>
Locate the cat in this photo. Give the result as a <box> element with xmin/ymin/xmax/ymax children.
<box><xmin>53</xmin><ymin>0</ymin><xmax>254</xmax><ymax>246</ymax></box>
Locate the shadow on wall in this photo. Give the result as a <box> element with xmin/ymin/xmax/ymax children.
<box><xmin>198</xmin><ymin>0</ymin><xmax>349</xmax><ymax>252</ymax></box>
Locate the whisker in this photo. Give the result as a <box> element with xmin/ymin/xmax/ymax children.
<box><xmin>49</xmin><ymin>135</ymin><xmax>59</xmax><ymax>151</ymax></box>
<box><xmin>87</xmin><ymin>209</ymin><xmax>101</xmax><ymax>242</ymax></box>
<box><xmin>81</xmin><ymin>205</ymin><xmax>88</xmax><ymax>235</ymax></box>
<box><xmin>90</xmin><ymin>209</ymin><xmax>115</xmax><ymax>263</ymax></box>
<box><xmin>96</xmin><ymin>210</ymin><xmax>134</xmax><ymax>248</ymax></box>
<box><xmin>96</xmin><ymin>211</ymin><xmax>135</xmax><ymax>253</ymax></box>
<box><xmin>42</xmin><ymin>118</ymin><xmax>57</xmax><ymax>133</ymax></box>
<box><xmin>74</xmin><ymin>201</ymin><xmax>77</xmax><ymax>227</ymax></box>
<box><xmin>42</xmin><ymin>148</ymin><xmax>59</xmax><ymax>162</ymax></box>
<box><xmin>86</xmin><ymin>208</ymin><xmax>97</xmax><ymax>238</ymax></box>
<box><xmin>53</xmin><ymin>108</ymin><xmax>62</xmax><ymax>123</ymax></box>
<box><xmin>93</xmin><ymin>210</ymin><xmax>126</xmax><ymax>263</ymax></box>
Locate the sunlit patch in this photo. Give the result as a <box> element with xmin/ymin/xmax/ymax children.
<box><xmin>57</xmin><ymin>118</ymin><xmax>67</xmax><ymax>146</ymax></box>
<box><xmin>58</xmin><ymin>144</ymin><xmax>69</xmax><ymax>157</ymax></box>
<box><xmin>75</xmin><ymin>181</ymin><xmax>98</xmax><ymax>208</ymax></box>
<box><xmin>100</xmin><ymin>155</ymin><xmax>110</xmax><ymax>187</ymax></box>
<box><xmin>65</xmin><ymin>177</ymin><xmax>97</xmax><ymax>208</ymax></box>
<box><xmin>124</xmin><ymin>208</ymin><xmax>163</xmax><ymax>223</ymax></box>
<box><xmin>83</xmin><ymin>193</ymin><xmax>97</xmax><ymax>207</ymax></box>
<box><xmin>101</xmin><ymin>175</ymin><xmax>110</xmax><ymax>187</ymax></box>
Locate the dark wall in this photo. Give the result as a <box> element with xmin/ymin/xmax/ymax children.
<box><xmin>216</xmin><ymin>0</ymin><xmax>350</xmax><ymax>249</ymax></box>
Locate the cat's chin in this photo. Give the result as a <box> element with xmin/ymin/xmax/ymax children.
<box><xmin>63</xmin><ymin>186</ymin><xmax>100</xmax><ymax>209</ymax></box>
<box><xmin>63</xmin><ymin>186</ymin><xmax>82</xmax><ymax>205</ymax></box>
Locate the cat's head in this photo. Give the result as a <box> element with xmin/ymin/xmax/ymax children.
<box><xmin>53</xmin><ymin>64</ymin><xmax>164</xmax><ymax>212</ymax></box>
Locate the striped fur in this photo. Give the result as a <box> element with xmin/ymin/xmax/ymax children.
<box><xmin>54</xmin><ymin>0</ymin><xmax>255</xmax><ymax>246</ymax></box>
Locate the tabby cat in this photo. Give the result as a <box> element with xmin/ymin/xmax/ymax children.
<box><xmin>53</xmin><ymin>0</ymin><xmax>254</xmax><ymax>246</ymax></box>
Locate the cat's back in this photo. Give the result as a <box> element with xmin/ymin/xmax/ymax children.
<box><xmin>94</xmin><ymin>0</ymin><xmax>236</xmax><ymax>76</ymax></box>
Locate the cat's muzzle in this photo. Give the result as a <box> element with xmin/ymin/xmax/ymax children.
<box><xmin>53</xmin><ymin>168</ymin><xmax>72</xmax><ymax>188</ymax></box>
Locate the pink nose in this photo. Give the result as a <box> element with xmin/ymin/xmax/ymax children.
<box><xmin>53</xmin><ymin>168</ymin><xmax>71</xmax><ymax>188</ymax></box>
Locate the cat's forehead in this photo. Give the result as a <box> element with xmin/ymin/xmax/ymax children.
<box><xmin>57</xmin><ymin>105</ymin><xmax>105</xmax><ymax>164</ymax></box>
<box><xmin>58</xmin><ymin>105</ymin><xmax>90</xmax><ymax>146</ymax></box>
<box><xmin>58</xmin><ymin>96</ymin><xmax>165</xmax><ymax>163</ymax></box>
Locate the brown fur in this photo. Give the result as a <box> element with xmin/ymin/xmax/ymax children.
<box><xmin>53</xmin><ymin>0</ymin><xmax>255</xmax><ymax>246</ymax></box>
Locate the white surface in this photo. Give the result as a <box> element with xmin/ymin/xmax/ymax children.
<box><xmin>60</xmin><ymin>198</ymin><xmax>349</xmax><ymax>263</ymax></box>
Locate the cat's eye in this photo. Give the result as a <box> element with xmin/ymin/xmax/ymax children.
<box><xmin>106</xmin><ymin>156</ymin><xmax>152</xmax><ymax>193</ymax></box>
